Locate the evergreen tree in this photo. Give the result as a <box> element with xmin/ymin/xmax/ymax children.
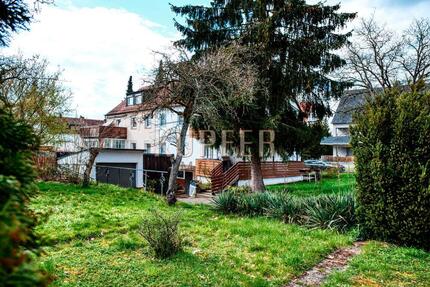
<box><xmin>0</xmin><ymin>0</ymin><xmax>32</xmax><ymax>46</ymax></box>
<box><xmin>126</xmin><ymin>76</ymin><xmax>133</xmax><ymax>94</ymax></box>
<box><xmin>0</xmin><ymin>108</ymin><xmax>48</xmax><ymax>286</ymax></box>
<box><xmin>172</xmin><ymin>0</ymin><xmax>355</xmax><ymax>191</ymax></box>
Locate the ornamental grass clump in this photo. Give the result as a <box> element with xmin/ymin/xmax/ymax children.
<box><xmin>213</xmin><ymin>189</ymin><xmax>356</xmax><ymax>233</ymax></box>
<box><xmin>302</xmin><ymin>193</ymin><xmax>356</xmax><ymax>233</ymax></box>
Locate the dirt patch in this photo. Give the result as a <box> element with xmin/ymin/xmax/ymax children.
<box><xmin>286</xmin><ymin>241</ymin><xmax>367</xmax><ymax>287</ymax></box>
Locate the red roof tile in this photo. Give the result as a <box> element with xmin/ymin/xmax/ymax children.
<box><xmin>62</xmin><ymin>116</ymin><xmax>105</xmax><ymax>127</ymax></box>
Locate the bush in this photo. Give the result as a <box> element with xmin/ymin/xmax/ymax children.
<box><xmin>213</xmin><ymin>189</ymin><xmax>356</xmax><ymax>232</ymax></box>
<box><xmin>212</xmin><ymin>191</ymin><xmax>239</xmax><ymax>213</ymax></box>
<box><xmin>351</xmin><ymin>88</ymin><xmax>430</xmax><ymax>249</ymax></box>
<box><xmin>302</xmin><ymin>193</ymin><xmax>356</xmax><ymax>232</ymax></box>
<box><xmin>139</xmin><ymin>211</ymin><xmax>182</xmax><ymax>259</ymax></box>
<box><xmin>323</xmin><ymin>167</ymin><xmax>341</xmax><ymax>179</ymax></box>
<box><xmin>265</xmin><ymin>194</ymin><xmax>304</xmax><ymax>223</ymax></box>
<box><xmin>0</xmin><ymin>109</ymin><xmax>49</xmax><ymax>285</ymax></box>
<box><xmin>197</xmin><ymin>181</ymin><xmax>211</xmax><ymax>192</ymax></box>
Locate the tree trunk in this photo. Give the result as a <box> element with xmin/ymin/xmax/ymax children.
<box><xmin>82</xmin><ymin>148</ymin><xmax>99</xmax><ymax>188</ymax></box>
<box><xmin>166</xmin><ymin>114</ymin><xmax>189</xmax><ymax>205</ymax></box>
<box><xmin>250</xmin><ymin>151</ymin><xmax>265</xmax><ymax>192</ymax></box>
<box><xmin>166</xmin><ymin>154</ymin><xmax>182</xmax><ymax>205</ymax></box>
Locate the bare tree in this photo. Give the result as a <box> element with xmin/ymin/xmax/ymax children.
<box><xmin>147</xmin><ymin>45</ymin><xmax>261</xmax><ymax>204</ymax></box>
<box><xmin>398</xmin><ymin>18</ymin><xmax>430</xmax><ymax>85</ymax></box>
<box><xmin>344</xmin><ymin>16</ymin><xmax>430</xmax><ymax>91</ymax></box>
<box><xmin>0</xmin><ymin>54</ymin><xmax>71</xmax><ymax>145</ymax></box>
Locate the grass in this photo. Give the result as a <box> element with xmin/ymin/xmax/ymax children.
<box><xmin>34</xmin><ymin>181</ymin><xmax>352</xmax><ymax>287</ymax></box>
<box><xmin>266</xmin><ymin>173</ymin><xmax>356</xmax><ymax>197</ymax></box>
<box><xmin>323</xmin><ymin>241</ymin><xmax>430</xmax><ymax>287</ymax></box>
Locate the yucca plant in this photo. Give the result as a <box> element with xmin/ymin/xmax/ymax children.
<box><xmin>212</xmin><ymin>191</ymin><xmax>239</xmax><ymax>213</ymax></box>
<box><xmin>266</xmin><ymin>194</ymin><xmax>306</xmax><ymax>224</ymax></box>
<box><xmin>302</xmin><ymin>193</ymin><xmax>356</xmax><ymax>232</ymax></box>
<box><xmin>236</xmin><ymin>192</ymin><xmax>274</xmax><ymax>216</ymax></box>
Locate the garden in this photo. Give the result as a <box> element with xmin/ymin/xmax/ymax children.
<box><xmin>29</xmin><ymin>174</ymin><xmax>430</xmax><ymax>286</ymax></box>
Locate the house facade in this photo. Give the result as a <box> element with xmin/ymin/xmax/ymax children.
<box><xmin>320</xmin><ymin>89</ymin><xmax>366</xmax><ymax>169</ymax></box>
<box><xmin>58</xmin><ymin>79</ymin><xmax>307</xmax><ymax>191</ymax></box>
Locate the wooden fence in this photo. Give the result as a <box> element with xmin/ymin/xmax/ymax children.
<box><xmin>211</xmin><ymin>161</ymin><xmax>305</xmax><ymax>193</ymax></box>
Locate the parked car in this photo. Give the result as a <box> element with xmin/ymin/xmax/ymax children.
<box><xmin>304</xmin><ymin>159</ymin><xmax>345</xmax><ymax>172</ymax></box>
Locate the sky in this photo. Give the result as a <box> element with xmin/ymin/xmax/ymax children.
<box><xmin>3</xmin><ymin>0</ymin><xmax>430</xmax><ymax>119</ymax></box>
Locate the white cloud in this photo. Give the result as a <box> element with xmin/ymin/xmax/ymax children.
<box><xmin>5</xmin><ymin>4</ymin><xmax>174</xmax><ymax>119</ymax></box>
<box><xmin>327</xmin><ymin>0</ymin><xmax>430</xmax><ymax>31</ymax></box>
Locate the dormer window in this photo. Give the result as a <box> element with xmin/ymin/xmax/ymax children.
<box><xmin>135</xmin><ymin>95</ymin><xmax>142</xmax><ymax>105</ymax></box>
<box><xmin>126</xmin><ymin>96</ymin><xmax>133</xmax><ymax>106</ymax></box>
<box><xmin>126</xmin><ymin>93</ymin><xmax>143</xmax><ymax>106</ymax></box>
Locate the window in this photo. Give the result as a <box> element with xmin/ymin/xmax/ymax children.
<box><xmin>135</xmin><ymin>95</ymin><xmax>142</xmax><ymax>105</ymax></box>
<box><xmin>85</xmin><ymin>139</ymin><xmax>99</xmax><ymax>148</ymax></box>
<box><xmin>177</xmin><ymin>170</ymin><xmax>185</xmax><ymax>179</ymax></box>
<box><xmin>131</xmin><ymin>117</ymin><xmax>137</xmax><ymax>128</ymax></box>
<box><xmin>159</xmin><ymin>143</ymin><xmax>166</xmax><ymax>154</ymax></box>
<box><xmin>126</xmin><ymin>96</ymin><xmax>133</xmax><ymax>106</ymax></box>
<box><xmin>144</xmin><ymin>116</ymin><xmax>152</xmax><ymax>128</ymax></box>
<box><xmin>131</xmin><ymin>143</ymin><xmax>137</xmax><ymax>150</ymax></box>
<box><xmin>145</xmin><ymin>143</ymin><xmax>151</xmax><ymax>153</ymax></box>
<box><xmin>159</xmin><ymin>112</ymin><xmax>166</xmax><ymax>126</ymax></box>
<box><xmin>116</xmin><ymin>119</ymin><xmax>121</xmax><ymax>126</ymax></box>
<box><xmin>113</xmin><ymin>139</ymin><xmax>125</xmax><ymax>149</ymax></box>
<box><xmin>346</xmin><ymin>147</ymin><xmax>353</xmax><ymax>156</ymax></box>
<box><xmin>204</xmin><ymin>146</ymin><xmax>214</xmax><ymax>159</ymax></box>
<box><xmin>104</xmin><ymin>139</ymin><xmax>125</xmax><ymax>149</ymax></box>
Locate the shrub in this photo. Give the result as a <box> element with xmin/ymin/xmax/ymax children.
<box><xmin>0</xmin><ymin>109</ymin><xmax>49</xmax><ymax>286</ymax></box>
<box><xmin>351</xmin><ymin>88</ymin><xmax>430</xmax><ymax>249</ymax></box>
<box><xmin>236</xmin><ymin>192</ymin><xmax>274</xmax><ymax>216</ymax></box>
<box><xmin>302</xmin><ymin>193</ymin><xmax>356</xmax><ymax>232</ymax></box>
<box><xmin>213</xmin><ymin>189</ymin><xmax>273</xmax><ymax>216</ymax></box>
<box><xmin>265</xmin><ymin>194</ymin><xmax>304</xmax><ymax>223</ymax></box>
<box><xmin>224</xmin><ymin>185</ymin><xmax>252</xmax><ymax>194</ymax></box>
<box><xmin>213</xmin><ymin>191</ymin><xmax>239</xmax><ymax>213</ymax></box>
<box><xmin>197</xmin><ymin>181</ymin><xmax>211</xmax><ymax>192</ymax></box>
<box><xmin>139</xmin><ymin>211</ymin><xmax>182</xmax><ymax>259</ymax></box>
<box><xmin>323</xmin><ymin>167</ymin><xmax>341</xmax><ymax>179</ymax></box>
<box><xmin>214</xmin><ymin>189</ymin><xmax>356</xmax><ymax>232</ymax></box>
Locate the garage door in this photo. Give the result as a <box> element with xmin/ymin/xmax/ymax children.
<box><xmin>96</xmin><ymin>163</ymin><xmax>137</xmax><ymax>188</ymax></box>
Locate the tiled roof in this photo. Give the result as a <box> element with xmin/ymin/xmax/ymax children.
<box><xmin>62</xmin><ymin>116</ymin><xmax>104</xmax><ymax>127</ymax></box>
<box><xmin>105</xmin><ymin>86</ymin><xmax>169</xmax><ymax>117</ymax></box>
<box><xmin>320</xmin><ymin>136</ymin><xmax>351</xmax><ymax>146</ymax></box>
<box><xmin>332</xmin><ymin>90</ymin><xmax>367</xmax><ymax>125</ymax></box>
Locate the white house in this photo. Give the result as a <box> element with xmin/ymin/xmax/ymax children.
<box><xmin>320</xmin><ymin>89</ymin><xmax>367</xmax><ymax>170</ymax></box>
<box><xmin>57</xmin><ymin>79</ymin><xmax>306</xmax><ymax>191</ymax></box>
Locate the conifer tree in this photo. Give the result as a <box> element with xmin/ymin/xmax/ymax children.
<box><xmin>126</xmin><ymin>76</ymin><xmax>133</xmax><ymax>94</ymax></box>
<box><xmin>172</xmin><ymin>0</ymin><xmax>355</xmax><ymax>191</ymax></box>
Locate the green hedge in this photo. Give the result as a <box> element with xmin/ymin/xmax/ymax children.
<box><xmin>351</xmin><ymin>88</ymin><xmax>430</xmax><ymax>249</ymax></box>
<box><xmin>0</xmin><ymin>109</ymin><xmax>48</xmax><ymax>286</ymax></box>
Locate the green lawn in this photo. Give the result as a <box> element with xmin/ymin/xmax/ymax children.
<box><xmin>323</xmin><ymin>241</ymin><xmax>430</xmax><ymax>287</ymax></box>
<box><xmin>266</xmin><ymin>173</ymin><xmax>356</xmax><ymax>197</ymax></box>
<box><xmin>34</xmin><ymin>182</ymin><xmax>352</xmax><ymax>287</ymax></box>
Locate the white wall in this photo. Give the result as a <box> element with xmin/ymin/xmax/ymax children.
<box><xmin>238</xmin><ymin>175</ymin><xmax>304</xmax><ymax>187</ymax></box>
<box><xmin>58</xmin><ymin>149</ymin><xmax>145</xmax><ymax>187</ymax></box>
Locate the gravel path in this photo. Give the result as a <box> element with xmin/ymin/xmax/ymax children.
<box><xmin>286</xmin><ymin>241</ymin><xmax>367</xmax><ymax>287</ymax></box>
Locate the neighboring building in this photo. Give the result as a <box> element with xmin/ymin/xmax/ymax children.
<box><xmin>56</xmin><ymin>116</ymin><xmax>105</xmax><ymax>155</ymax></box>
<box><xmin>320</xmin><ymin>89</ymin><xmax>367</xmax><ymax>170</ymax></box>
<box><xmin>58</xmin><ymin>78</ymin><xmax>307</xmax><ymax>191</ymax></box>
